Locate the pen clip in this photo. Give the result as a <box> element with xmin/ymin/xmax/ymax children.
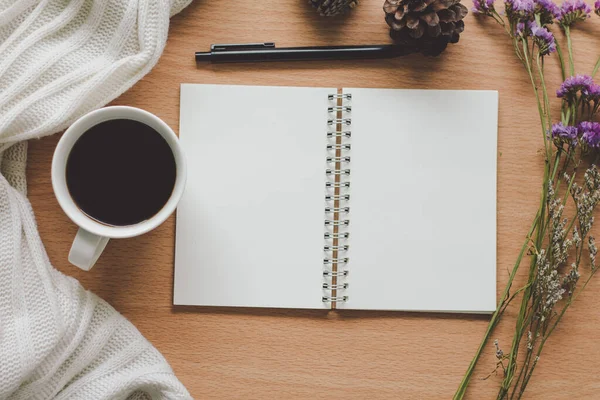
<box><xmin>211</xmin><ymin>43</ymin><xmax>276</xmax><ymax>52</ymax></box>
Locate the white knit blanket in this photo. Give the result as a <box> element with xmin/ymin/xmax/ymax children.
<box><xmin>0</xmin><ymin>1</ymin><xmax>192</xmax><ymax>398</ymax></box>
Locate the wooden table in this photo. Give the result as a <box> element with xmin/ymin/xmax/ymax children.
<box><xmin>26</xmin><ymin>1</ymin><xmax>600</xmax><ymax>398</ymax></box>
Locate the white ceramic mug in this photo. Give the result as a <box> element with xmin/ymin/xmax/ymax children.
<box><xmin>51</xmin><ymin>106</ymin><xmax>186</xmax><ymax>271</ymax></box>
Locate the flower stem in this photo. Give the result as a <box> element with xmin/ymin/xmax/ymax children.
<box><xmin>564</xmin><ymin>26</ymin><xmax>575</xmax><ymax>76</ymax></box>
<box><xmin>497</xmin><ymin>41</ymin><xmax>552</xmax><ymax>400</ymax></box>
<box><xmin>491</xmin><ymin>11</ymin><xmax>510</xmax><ymax>35</ymax></box>
<box><xmin>561</xmin><ymin>163</ymin><xmax>576</xmax><ymax>205</ymax></box>
<box><xmin>522</xmin><ymin>40</ymin><xmax>549</xmax><ymax>155</ymax></box>
<box><xmin>456</xmin><ymin>37</ymin><xmax>553</xmax><ymax>400</ymax></box>
<box><xmin>554</xmin><ymin>39</ymin><xmax>567</xmax><ymax>81</ymax></box>
<box><xmin>498</xmin><ymin>236</ymin><xmax>540</xmax><ymax>399</ymax></box>
<box><xmin>536</xmin><ymin>54</ymin><xmax>552</xmax><ymax>159</ymax></box>
<box><xmin>592</xmin><ymin>55</ymin><xmax>600</xmax><ymax>78</ymax></box>
<box><xmin>452</xmin><ymin>212</ymin><xmax>541</xmax><ymax>400</ymax></box>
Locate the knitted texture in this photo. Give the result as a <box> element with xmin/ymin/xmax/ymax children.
<box><xmin>0</xmin><ymin>142</ymin><xmax>28</xmax><ymax>195</ymax></box>
<box><xmin>0</xmin><ymin>176</ymin><xmax>192</xmax><ymax>399</ymax></box>
<box><xmin>0</xmin><ymin>0</ymin><xmax>189</xmax><ymax>149</ymax></box>
<box><xmin>0</xmin><ymin>0</ymin><xmax>192</xmax><ymax>398</ymax></box>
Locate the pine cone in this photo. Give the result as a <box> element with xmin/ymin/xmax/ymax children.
<box><xmin>383</xmin><ymin>0</ymin><xmax>468</xmax><ymax>56</ymax></box>
<box><xmin>310</xmin><ymin>0</ymin><xmax>358</xmax><ymax>16</ymax></box>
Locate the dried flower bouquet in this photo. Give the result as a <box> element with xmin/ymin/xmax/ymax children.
<box><xmin>454</xmin><ymin>0</ymin><xmax>600</xmax><ymax>398</ymax></box>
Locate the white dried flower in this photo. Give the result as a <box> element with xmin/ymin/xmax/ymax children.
<box><xmin>562</xmin><ymin>263</ymin><xmax>580</xmax><ymax>296</ymax></box>
<box><xmin>494</xmin><ymin>339</ymin><xmax>504</xmax><ymax>359</ymax></box>
<box><xmin>573</xmin><ymin>226</ymin><xmax>581</xmax><ymax>248</ymax></box>
<box><xmin>534</xmin><ymin>250</ymin><xmax>565</xmax><ymax>323</ymax></box>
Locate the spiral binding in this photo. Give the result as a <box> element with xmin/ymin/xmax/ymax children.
<box><xmin>324</xmin><ymin>258</ymin><xmax>349</xmax><ymax>264</ymax></box>
<box><xmin>323</xmin><ymin>91</ymin><xmax>351</xmax><ymax>306</ymax></box>
<box><xmin>328</xmin><ymin>118</ymin><xmax>351</xmax><ymax>126</ymax></box>
<box><xmin>327</xmin><ymin>156</ymin><xmax>351</xmax><ymax>163</ymax></box>
<box><xmin>324</xmin><ymin>244</ymin><xmax>349</xmax><ymax>251</ymax></box>
<box><xmin>325</xmin><ymin>194</ymin><xmax>349</xmax><ymax>201</ymax></box>
<box><xmin>323</xmin><ymin>283</ymin><xmax>349</xmax><ymax>290</ymax></box>
<box><xmin>324</xmin><ymin>207</ymin><xmax>350</xmax><ymax>213</ymax></box>
<box><xmin>325</xmin><ymin>182</ymin><xmax>350</xmax><ymax>189</ymax></box>
<box><xmin>327</xmin><ymin>144</ymin><xmax>351</xmax><ymax>151</ymax></box>
<box><xmin>327</xmin><ymin>131</ymin><xmax>351</xmax><ymax>139</ymax></box>
<box><xmin>328</xmin><ymin>93</ymin><xmax>352</xmax><ymax>100</ymax></box>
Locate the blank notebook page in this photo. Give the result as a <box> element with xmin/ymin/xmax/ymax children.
<box><xmin>340</xmin><ymin>88</ymin><xmax>498</xmax><ymax>312</ymax></box>
<box><xmin>175</xmin><ymin>84</ymin><xmax>332</xmax><ymax>309</ymax></box>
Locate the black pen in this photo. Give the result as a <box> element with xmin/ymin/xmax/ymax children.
<box><xmin>195</xmin><ymin>42</ymin><xmax>408</xmax><ymax>63</ymax></box>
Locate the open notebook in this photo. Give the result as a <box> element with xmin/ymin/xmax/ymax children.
<box><xmin>174</xmin><ymin>84</ymin><xmax>498</xmax><ymax>313</ymax></box>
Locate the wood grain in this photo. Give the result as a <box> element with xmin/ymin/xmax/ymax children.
<box><xmin>25</xmin><ymin>1</ymin><xmax>600</xmax><ymax>398</ymax></box>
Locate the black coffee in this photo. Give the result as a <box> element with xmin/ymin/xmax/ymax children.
<box><xmin>66</xmin><ymin>119</ymin><xmax>177</xmax><ymax>226</ymax></box>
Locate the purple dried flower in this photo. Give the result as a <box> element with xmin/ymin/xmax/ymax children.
<box><xmin>552</xmin><ymin>122</ymin><xmax>579</xmax><ymax>144</ymax></box>
<box><xmin>534</xmin><ymin>0</ymin><xmax>561</xmax><ymax>23</ymax></box>
<box><xmin>506</xmin><ymin>0</ymin><xmax>536</xmax><ymax>20</ymax></box>
<box><xmin>558</xmin><ymin>0</ymin><xmax>592</xmax><ymax>26</ymax></box>
<box><xmin>516</xmin><ymin>21</ymin><xmax>527</xmax><ymax>35</ymax></box>
<box><xmin>529</xmin><ymin>21</ymin><xmax>557</xmax><ymax>54</ymax></box>
<box><xmin>515</xmin><ymin>0</ymin><xmax>537</xmax><ymax>12</ymax></box>
<box><xmin>507</xmin><ymin>0</ymin><xmax>535</xmax><ymax>12</ymax></box>
<box><xmin>586</xmin><ymin>85</ymin><xmax>600</xmax><ymax>116</ymax></box>
<box><xmin>473</xmin><ymin>0</ymin><xmax>496</xmax><ymax>13</ymax></box>
<box><xmin>579</xmin><ymin>121</ymin><xmax>600</xmax><ymax>148</ymax></box>
<box><xmin>595</xmin><ymin>0</ymin><xmax>600</xmax><ymax>15</ymax></box>
<box><xmin>582</xmin><ymin>83</ymin><xmax>600</xmax><ymax>101</ymax></box>
<box><xmin>557</xmin><ymin>75</ymin><xmax>594</xmax><ymax>102</ymax></box>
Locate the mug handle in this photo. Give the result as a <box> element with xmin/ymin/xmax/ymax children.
<box><xmin>68</xmin><ymin>228</ymin><xmax>110</xmax><ymax>271</ymax></box>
